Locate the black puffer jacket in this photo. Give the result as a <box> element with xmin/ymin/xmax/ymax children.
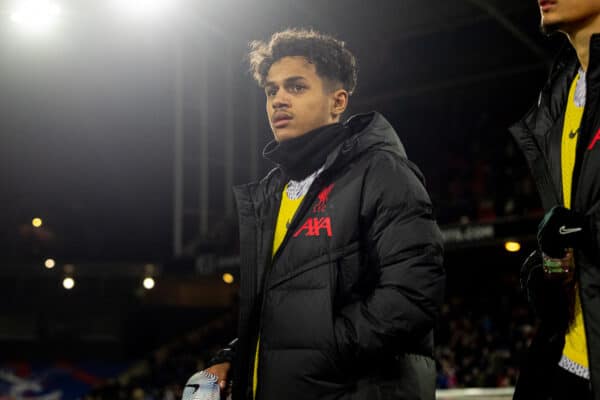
<box><xmin>510</xmin><ymin>36</ymin><xmax>600</xmax><ymax>400</ymax></box>
<box><xmin>215</xmin><ymin>112</ymin><xmax>445</xmax><ymax>400</ymax></box>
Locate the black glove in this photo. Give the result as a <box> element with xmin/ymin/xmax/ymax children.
<box><xmin>537</xmin><ymin>206</ymin><xmax>585</xmax><ymax>259</ymax></box>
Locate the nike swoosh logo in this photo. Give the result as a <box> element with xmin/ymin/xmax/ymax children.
<box><xmin>559</xmin><ymin>226</ymin><xmax>582</xmax><ymax>235</ymax></box>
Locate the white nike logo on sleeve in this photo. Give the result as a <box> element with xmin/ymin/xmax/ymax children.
<box><xmin>559</xmin><ymin>226</ymin><xmax>582</xmax><ymax>235</ymax></box>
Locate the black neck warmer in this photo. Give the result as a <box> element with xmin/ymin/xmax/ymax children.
<box><xmin>262</xmin><ymin>123</ymin><xmax>352</xmax><ymax>181</ymax></box>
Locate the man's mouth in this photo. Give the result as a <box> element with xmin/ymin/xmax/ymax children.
<box><xmin>539</xmin><ymin>0</ymin><xmax>556</xmax><ymax>12</ymax></box>
<box><xmin>272</xmin><ymin>114</ymin><xmax>292</xmax><ymax>128</ymax></box>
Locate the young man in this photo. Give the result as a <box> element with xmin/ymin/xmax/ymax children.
<box><xmin>511</xmin><ymin>1</ymin><xmax>600</xmax><ymax>399</ymax></box>
<box><xmin>204</xmin><ymin>29</ymin><xmax>445</xmax><ymax>400</ymax></box>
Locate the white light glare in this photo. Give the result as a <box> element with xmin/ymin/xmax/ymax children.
<box><xmin>10</xmin><ymin>1</ymin><xmax>62</xmax><ymax>33</ymax></box>
<box><xmin>143</xmin><ymin>277</ymin><xmax>155</xmax><ymax>290</ymax></box>
<box><xmin>63</xmin><ymin>277</ymin><xmax>75</xmax><ymax>290</ymax></box>
<box><xmin>113</xmin><ymin>0</ymin><xmax>171</xmax><ymax>19</ymax></box>
<box><xmin>44</xmin><ymin>258</ymin><xmax>55</xmax><ymax>269</ymax></box>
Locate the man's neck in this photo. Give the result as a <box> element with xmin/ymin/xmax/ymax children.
<box><xmin>565</xmin><ymin>13</ymin><xmax>600</xmax><ymax>71</ymax></box>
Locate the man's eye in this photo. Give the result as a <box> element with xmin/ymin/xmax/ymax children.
<box><xmin>290</xmin><ymin>85</ymin><xmax>305</xmax><ymax>93</ymax></box>
<box><xmin>266</xmin><ymin>87</ymin><xmax>277</xmax><ymax>96</ymax></box>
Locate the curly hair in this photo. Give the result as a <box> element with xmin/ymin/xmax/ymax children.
<box><xmin>248</xmin><ymin>29</ymin><xmax>358</xmax><ymax>95</ymax></box>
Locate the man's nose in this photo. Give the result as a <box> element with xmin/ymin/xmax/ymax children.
<box><xmin>272</xmin><ymin>92</ymin><xmax>290</xmax><ymax>109</ymax></box>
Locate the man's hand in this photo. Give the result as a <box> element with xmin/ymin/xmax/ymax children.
<box><xmin>537</xmin><ymin>206</ymin><xmax>586</xmax><ymax>258</ymax></box>
<box><xmin>205</xmin><ymin>362</ymin><xmax>231</xmax><ymax>393</ymax></box>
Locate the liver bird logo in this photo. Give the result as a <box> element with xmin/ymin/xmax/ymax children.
<box><xmin>313</xmin><ymin>184</ymin><xmax>334</xmax><ymax>213</ymax></box>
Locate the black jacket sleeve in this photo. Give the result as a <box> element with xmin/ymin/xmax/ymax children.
<box><xmin>206</xmin><ymin>337</ymin><xmax>238</xmax><ymax>368</ymax></box>
<box><xmin>334</xmin><ymin>153</ymin><xmax>445</xmax><ymax>361</ymax></box>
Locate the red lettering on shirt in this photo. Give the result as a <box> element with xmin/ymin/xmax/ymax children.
<box><xmin>293</xmin><ymin>217</ymin><xmax>332</xmax><ymax>237</ymax></box>
<box><xmin>588</xmin><ymin>128</ymin><xmax>600</xmax><ymax>150</ymax></box>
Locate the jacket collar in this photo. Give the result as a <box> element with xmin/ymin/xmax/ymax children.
<box><xmin>321</xmin><ymin>111</ymin><xmax>408</xmax><ymax>173</ymax></box>
<box><xmin>262</xmin><ymin>122</ymin><xmax>351</xmax><ymax>181</ymax></box>
<box><xmin>513</xmin><ymin>34</ymin><xmax>600</xmax><ymax>138</ymax></box>
<box><xmin>236</xmin><ymin>111</ymin><xmax>411</xmax><ymax>206</ymax></box>
<box><xmin>510</xmin><ymin>34</ymin><xmax>600</xmax><ymax>210</ymax></box>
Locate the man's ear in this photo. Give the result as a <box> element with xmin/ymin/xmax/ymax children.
<box><xmin>331</xmin><ymin>89</ymin><xmax>349</xmax><ymax>119</ymax></box>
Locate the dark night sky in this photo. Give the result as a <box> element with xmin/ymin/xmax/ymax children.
<box><xmin>0</xmin><ymin>0</ymin><xmax>560</xmax><ymax>263</ymax></box>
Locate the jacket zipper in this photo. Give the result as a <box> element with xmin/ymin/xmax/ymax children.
<box><xmin>248</xmin><ymin>217</ymin><xmax>265</xmax><ymax>400</ymax></box>
<box><xmin>251</xmin><ymin>186</ymin><xmax>281</xmax><ymax>400</ymax></box>
<box><xmin>254</xmin><ymin>174</ymin><xmax>327</xmax><ymax>399</ymax></box>
<box><xmin>271</xmin><ymin>175</ymin><xmax>327</xmax><ymax>265</ymax></box>
<box><xmin>234</xmin><ymin>184</ymin><xmax>263</xmax><ymax>400</ymax></box>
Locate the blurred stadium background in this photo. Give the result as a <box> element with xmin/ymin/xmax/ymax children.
<box><xmin>1</xmin><ymin>0</ymin><xmax>562</xmax><ymax>398</ymax></box>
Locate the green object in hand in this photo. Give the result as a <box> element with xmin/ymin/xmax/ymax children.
<box><xmin>543</xmin><ymin>258</ymin><xmax>565</xmax><ymax>273</ymax></box>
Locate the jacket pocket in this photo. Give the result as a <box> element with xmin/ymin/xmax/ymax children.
<box><xmin>589</xmin><ymin>210</ymin><xmax>600</xmax><ymax>265</ymax></box>
<box><xmin>335</xmin><ymin>245</ymin><xmax>371</xmax><ymax>307</ymax></box>
<box><xmin>327</xmin><ymin>260</ymin><xmax>341</xmax><ymax>363</ymax></box>
<box><xmin>263</xmin><ymin>261</ymin><xmax>335</xmax><ymax>351</ymax></box>
<box><xmin>328</xmin><ymin>247</ymin><xmax>365</xmax><ymax>377</ymax></box>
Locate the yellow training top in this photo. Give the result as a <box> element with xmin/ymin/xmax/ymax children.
<box><xmin>560</xmin><ymin>71</ymin><xmax>588</xmax><ymax>374</ymax></box>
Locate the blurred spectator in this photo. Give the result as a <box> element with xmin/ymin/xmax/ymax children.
<box><xmin>435</xmin><ymin>268</ymin><xmax>535</xmax><ymax>389</ymax></box>
<box><xmin>433</xmin><ymin>117</ymin><xmax>542</xmax><ymax>224</ymax></box>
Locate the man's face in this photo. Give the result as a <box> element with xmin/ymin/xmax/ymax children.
<box><xmin>539</xmin><ymin>0</ymin><xmax>600</xmax><ymax>33</ymax></box>
<box><xmin>265</xmin><ymin>56</ymin><xmax>339</xmax><ymax>142</ymax></box>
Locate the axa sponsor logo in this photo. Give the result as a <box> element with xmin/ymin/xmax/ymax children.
<box><xmin>588</xmin><ymin>128</ymin><xmax>600</xmax><ymax>150</ymax></box>
<box><xmin>294</xmin><ymin>184</ymin><xmax>335</xmax><ymax>237</ymax></box>
<box><xmin>293</xmin><ymin>217</ymin><xmax>332</xmax><ymax>237</ymax></box>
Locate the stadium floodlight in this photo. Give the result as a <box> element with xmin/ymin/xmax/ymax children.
<box><xmin>143</xmin><ymin>277</ymin><xmax>155</xmax><ymax>290</ymax></box>
<box><xmin>111</xmin><ymin>0</ymin><xmax>172</xmax><ymax>19</ymax></box>
<box><xmin>222</xmin><ymin>273</ymin><xmax>234</xmax><ymax>284</ymax></box>
<box><xmin>32</xmin><ymin>217</ymin><xmax>43</xmax><ymax>228</ymax></box>
<box><xmin>504</xmin><ymin>241</ymin><xmax>521</xmax><ymax>253</ymax></box>
<box><xmin>63</xmin><ymin>277</ymin><xmax>75</xmax><ymax>290</ymax></box>
<box><xmin>44</xmin><ymin>258</ymin><xmax>55</xmax><ymax>269</ymax></box>
<box><xmin>10</xmin><ymin>1</ymin><xmax>62</xmax><ymax>34</ymax></box>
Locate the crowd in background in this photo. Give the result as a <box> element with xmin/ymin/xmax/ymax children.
<box><xmin>82</xmin><ymin>314</ymin><xmax>235</xmax><ymax>400</ymax></box>
<box><xmin>430</xmin><ymin>113</ymin><xmax>543</xmax><ymax>225</ymax></box>
<box><xmin>435</xmin><ymin>294</ymin><xmax>534</xmax><ymax>388</ymax></box>
<box><xmin>78</xmin><ymin>270</ymin><xmax>536</xmax><ymax>399</ymax></box>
